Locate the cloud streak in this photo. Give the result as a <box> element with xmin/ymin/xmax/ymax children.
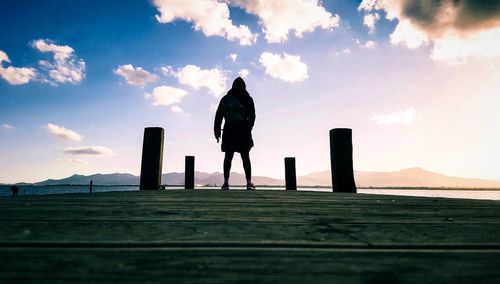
<box><xmin>371</xmin><ymin>108</ymin><xmax>418</xmax><ymax>126</ymax></box>
<box><xmin>64</xmin><ymin>146</ymin><xmax>114</xmax><ymax>155</ymax></box>
<box><xmin>47</xmin><ymin>123</ymin><xmax>83</xmax><ymax>141</ymax></box>
<box><xmin>114</xmin><ymin>64</ymin><xmax>157</xmax><ymax>87</ymax></box>
<box><xmin>58</xmin><ymin>158</ymin><xmax>89</xmax><ymax>164</ymax></box>
<box><xmin>2</xmin><ymin>123</ymin><xmax>15</xmax><ymax>129</ymax></box>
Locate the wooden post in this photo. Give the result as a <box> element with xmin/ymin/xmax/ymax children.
<box><xmin>89</xmin><ymin>180</ymin><xmax>93</xmax><ymax>193</ymax></box>
<box><xmin>330</xmin><ymin>128</ymin><xmax>356</xmax><ymax>193</ymax></box>
<box><xmin>185</xmin><ymin>156</ymin><xmax>195</xmax><ymax>189</ymax></box>
<box><xmin>284</xmin><ymin>157</ymin><xmax>297</xmax><ymax>191</ymax></box>
<box><xmin>140</xmin><ymin>127</ymin><xmax>164</xmax><ymax>190</ymax></box>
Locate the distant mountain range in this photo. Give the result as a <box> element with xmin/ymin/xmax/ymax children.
<box><xmin>34</xmin><ymin>172</ymin><xmax>282</xmax><ymax>186</ymax></box>
<box><xmin>29</xmin><ymin>167</ymin><xmax>500</xmax><ymax>188</ymax></box>
<box><xmin>303</xmin><ymin>168</ymin><xmax>500</xmax><ymax>188</ymax></box>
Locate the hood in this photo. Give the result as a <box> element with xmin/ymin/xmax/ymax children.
<box><xmin>231</xmin><ymin>77</ymin><xmax>246</xmax><ymax>92</ymax></box>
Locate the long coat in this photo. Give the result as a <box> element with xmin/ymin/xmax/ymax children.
<box><xmin>214</xmin><ymin>90</ymin><xmax>255</xmax><ymax>153</ymax></box>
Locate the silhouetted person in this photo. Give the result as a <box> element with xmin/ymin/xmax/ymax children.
<box><xmin>10</xmin><ymin>185</ymin><xmax>19</xmax><ymax>196</ymax></box>
<box><xmin>214</xmin><ymin>77</ymin><xmax>256</xmax><ymax>190</ymax></box>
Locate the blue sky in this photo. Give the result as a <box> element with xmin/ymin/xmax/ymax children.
<box><xmin>1</xmin><ymin>0</ymin><xmax>499</xmax><ymax>183</ymax></box>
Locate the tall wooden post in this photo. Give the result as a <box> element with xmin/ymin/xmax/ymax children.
<box><xmin>285</xmin><ymin>157</ymin><xmax>297</xmax><ymax>191</ymax></box>
<box><xmin>140</xmin><ymin>127</ymin><xmax>164</xmax><ymax>190</ymax></box>
<box><xmin>89</xmin><ymin>180</ymin><xmax>93</xmax><ymax>193</ymax></box>
<box><xmin>330</xmin><ymin>128</ymin><xmax>356</xmax><ymax>193</ymax></box>
<box><xmin>185</xmin><ymin>156</ymin><xmax>195</xmax><ymax>189</ymax></box>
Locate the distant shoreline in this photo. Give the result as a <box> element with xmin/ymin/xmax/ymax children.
<box><xmin>2</xmin><ymin>184</ymin><xmax>500</xmax><ymax>191</ymax></box>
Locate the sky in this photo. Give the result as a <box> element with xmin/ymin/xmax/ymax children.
<box><xmin>0</xmin><ymin>0</ymin><xmax>499</xmax><ymax>183</ymax></box>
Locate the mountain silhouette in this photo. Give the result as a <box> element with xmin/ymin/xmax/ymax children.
<box><xmin>31</xmin><ymin>168</ymin><xmax>500</xmax><ymax>188</ymax></box>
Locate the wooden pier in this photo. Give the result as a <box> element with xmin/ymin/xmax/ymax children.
<box><xmin>1</xmin><ymin>189</ymin><xmax>500</xmax><ymax>283</ymax></box>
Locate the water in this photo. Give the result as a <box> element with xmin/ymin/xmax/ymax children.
<box><xmin>1</xmin><ymin>185</ymin><xmax>500</xmax><ymax>200</ymax></box>
<box><xmin>0</xmin><ymin>185</ymin><xmax>139</xmax><ymax>196</ymax></box>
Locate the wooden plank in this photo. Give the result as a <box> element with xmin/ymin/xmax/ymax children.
<box><xmin>0</xmin><ymin>222</ymin><xmax>499</xmax><ymax>244</ymax></box>
<box><xmin>1</xmin><ymin>248</ymin><xmax>500</xmax><ymax>283</ymax></box>
<box><xmin>1</xmin><ymin>196</ymin><xmax>499</xmax><ymax>223</ymax></box>
<box><xmin>1</xmin><ymin>190</ymin><xmax>500</xmax><ymax>283</ymax></box>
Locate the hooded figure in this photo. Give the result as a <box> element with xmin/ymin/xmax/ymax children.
<box><xmin>214</xmin><ymin>77</ymin><xmax>255</xmax><ymax>153</ymax></box>
<box><xmin>214</xmin><ymin>77</ymin><xmax>256</xmax><ymax>190</ymax></box>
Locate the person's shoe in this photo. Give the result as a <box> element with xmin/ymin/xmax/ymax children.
<box><xmin>246</xmin><ymin>182</ymin><xmax>256</xmax><ymax>190</ymax></box>
<box><xmin>221</xmin><ymin>183</ymin><xmax>230</xmax><ymax>190</ymax></box>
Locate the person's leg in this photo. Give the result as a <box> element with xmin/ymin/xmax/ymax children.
<box><xmin>240</xmin><ymin>151</ymin><xmax>252</xmax><ymax>183</ymax></box>
<box><xmin>223</xmin><ymin>151</ymin><xmax>234</xmax><ymax>185</ymax></box>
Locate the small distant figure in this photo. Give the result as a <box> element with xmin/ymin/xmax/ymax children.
<box><xmin>214</xmin><ymin>77</ymin><xmax>256</xmax><ymax>190</ymax></box>
<box><xmin>10</xmin><ymin>185</ymin><xmax>19</xmax><ymax>196</ymax></box>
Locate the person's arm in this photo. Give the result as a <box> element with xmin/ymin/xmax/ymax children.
<box><xmin>214</xmin><ymin>99</ymin><xmax>224</xmax><ymax>142</ymax></box>
<box><xmin>247</xmin><ymin>97</ymin><xmax>256</xmax><ymax>130</ymax></box>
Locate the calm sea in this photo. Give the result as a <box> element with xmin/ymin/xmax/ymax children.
<box><xmin>1</xmin><ymin>185</ymin><xmax>500</xmax><ymax>200</ymax></box>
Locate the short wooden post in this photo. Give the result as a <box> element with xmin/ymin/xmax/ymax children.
<box><xmin>140</xmin><ymin>127</ymin><xmax>164</xmax><ymax>190</ymax></box>
<box><xmin>185</xmin><ymin>156</ymin><xmax>195</xmax><ymax>189</ymax></box>
<box><xmin>284</xmin><ymin>157</ymin><xmax>297</xmax><ymax>191</ymax></box>
<box><xmin>89</xmin><ymin>180</ymin><xmax>93</xmax><ymax>193</ymax></box>
<box><xmin>330</xmin><ymin>128</ymin><xmax>357</xmax><ymax>193</ymax></box>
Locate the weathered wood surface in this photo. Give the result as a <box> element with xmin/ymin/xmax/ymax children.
<box><xmin>1</xmin><ymin>190</ymin><xmax>500</xmax><ymax>283</ymax></box>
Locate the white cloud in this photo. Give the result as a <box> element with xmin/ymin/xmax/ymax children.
<box><xmin>145</xmin><ymin>85</ymin><xmax>188</xmax><ymax>106</ymax></box>
<box><xmin>153</xmin><ymin>0</ymin><xmax>257</xmax><ymax>46</ymax></box>
<box><xmin>364</xmin><ymin>40</ymin><xmax>377</xmax><ymax>48</ymax></box>
<box><xmin>259</xmin><ymin>52</ymin><xmax>308</xmax><ymax>83</ymax></box>
<box><xmin>238</xmin><ymin>68</ymin><xmax>250</xmax><ymax>78</ymax></box>
<box><xmin>371</xmin><ymin>108</ymin><xmax>417</xmax><ymax>126</ymax></box>
<box><xmin>363</xmin><ymin>13</ymin><xmax>380</xmax><ymax>33</ymax></box>
<box><xmin>358</xmin><ymin>0</ymin><xmax>400</xmax><ymax>20</ymax></box>
<box><xmin>335</xmin><ymin>48</ymin><xmax>351</xmax><ymax>56</ymax></box>
<box><xmin>64</xmin><ymin>146</ymin><xmax>114</xmax><ymax>155</ymax></box>
<box><xmin>229</xmin><ymin>53</ymin><xmax>238</xmax><ymax>62</ymax></box>
<box><xmin>390</xmin><ymin>19</ymin><xmax>429</xmax><ymax>49</ymax></box>
<box><xmin>0</xmin><ymin>51</ymin><xmax>8</xmax><ymax>63</ymax></box>
<box><xmin>230</xmin><ymin>0</ymin><xmax>340</xmax><ymax>43</ymax></box>
<box><xmin>2</xmin><ymin>123</ymin><xmax>15</xmax><ymax>129</ymax></box>
<box><xmin>114</xmin><ymin>64</ymin><xmax>157</xmax><ymax>87</ymax></box>
<box><xmin>431</xmin><ymin>27</ymin><xmax>500</xmax><ymax>64</ymax></box>
<box><xmin>32</xmin><ymin>39</ymin><xmax>85</xmax><ymax>84</ymax></box>
<box><xmin>0</xmin><ymin>67</ymin><xmax>37</xmax><ymax>85</ymax></box>
<box><xmin>168</xmin><ymin>64</ymin><xmax>228</xmax><ymax>97</ymax></box>
<box><xmin>358</xmin><ymin>0</ymin><xmax>378</xmax><ymax>12</ymax></box>
<box><xmin>358</xmin><ymin>0</ymin><xmax>500</xmax><ymax>63</ymax></box>
<box><xmin>0</xmin><ymin>50</ymin><xmax>37</xmax><ymax>85</ymax></box>
<box><xmin>159</xmin><ymin>66</ymin><xmax>174</xmax><ymax>76</ymax></box>
<box><xmin>58</xmin><ymin>158</ymin><xmax>89</xmax><ymax>164</ymax></box>
<box><xmin>171</xmin><ymin>105</ymin><xmax>185</xmax><ymax>114</ymax></box>
<box><xmin>47</xmin><ymin>123</ymin><xmax>83</xmax><ymax>141</ymax></box>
